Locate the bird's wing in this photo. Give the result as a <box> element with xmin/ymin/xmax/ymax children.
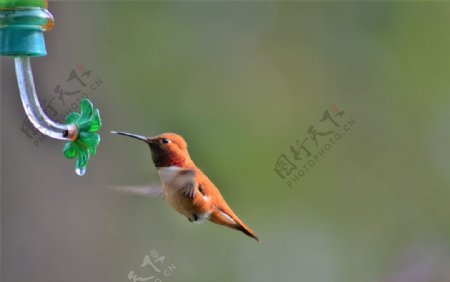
<box><xmin>110</xmin><ymin>184</ymin><xmax>164</xmax><ymax>197</ymax></box>
<box><xmin>158</xmin><ymin>167</ymin><xmax>197</xmax><ymax>199</ymax></box>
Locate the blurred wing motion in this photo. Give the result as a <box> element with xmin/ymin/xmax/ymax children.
<box><xmin>158</xmin><ymin>167</ymin><xmax>197</xmax><ymax>199</ymax></box>
<box><xmin>110</xmin><ymin>184</ymin><xmax>164</xmax><ymax>197</ymax></box>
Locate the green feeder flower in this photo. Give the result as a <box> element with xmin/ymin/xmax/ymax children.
<box><xmin>63</xmin><ymin>98</ymin><xmax>101</xmax><ymax>175</ymax></box>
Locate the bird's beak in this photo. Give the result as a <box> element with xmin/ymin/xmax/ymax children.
<box><xmin>111</xmin><ymin>131</ymin><xmax>149</xmax><ymax>142</ymax></box>
<box><xmin>147</xmin><ymin>136</ymin><xmax>162</xmax><ymax>143</ymax></box>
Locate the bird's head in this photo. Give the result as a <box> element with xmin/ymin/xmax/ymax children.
<box><xmin>111</xmin><ymin>131</ymin><xmax>191</xmax><ymax>168</ymax></box>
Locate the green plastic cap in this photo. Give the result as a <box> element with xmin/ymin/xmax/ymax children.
<box><xmin>0</xmin><ymin>0</ymin><xmax>47</xmax><ymax>9</ymax></box>
<box><xmin>0</xmin><ymin>4</ymin><xmax>53</xmax><ymax>56</ymax></box>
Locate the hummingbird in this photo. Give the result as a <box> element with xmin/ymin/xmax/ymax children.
<box><xmin>111</xmin><ymin>131</ymin><xmax>260</xmax><ymax>241</ymax></box>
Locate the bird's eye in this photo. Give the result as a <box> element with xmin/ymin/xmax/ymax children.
<box><xmin>161</xmin><ymin>138</ymin><xmax>170</xmax><ymax>144</ymax></box>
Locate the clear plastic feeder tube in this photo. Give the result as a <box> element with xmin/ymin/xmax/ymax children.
<box><xmin>15</xmin><ymin>56</ymin><xmax>78</xmax><ymax>140</ymax></box>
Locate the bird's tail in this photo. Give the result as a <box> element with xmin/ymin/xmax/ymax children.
<box><xmin>209</xmin><ymin>208</ymin><xmax>260</xmax><ymax>242</ymax></box>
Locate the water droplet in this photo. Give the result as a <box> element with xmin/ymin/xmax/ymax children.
<box><xmin>76</xmin><ymin>167</ymin><xmax>86</xmax><ymax>176</ymax></box>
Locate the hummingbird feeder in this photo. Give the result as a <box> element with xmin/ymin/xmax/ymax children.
<box><xmin>0</xmin><ymin>0</ymin><xmax>102</xmax><ymax>175</ymax></box>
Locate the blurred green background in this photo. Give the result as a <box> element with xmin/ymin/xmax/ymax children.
<box><xmin>2</xmin><ymin>2</ymin><xmax>450</xmax><ymax>282</ymax></box>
